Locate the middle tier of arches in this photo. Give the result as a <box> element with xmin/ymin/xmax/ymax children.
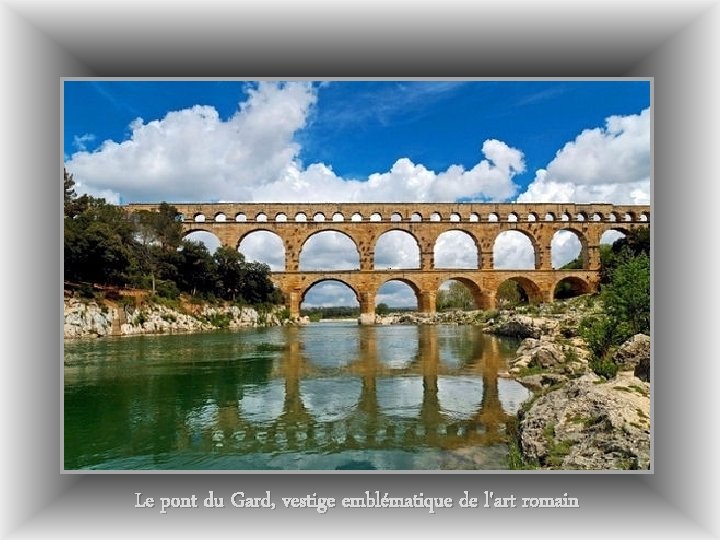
<box><xmin>183</xmin><ymin>221</ymin><xmax>642</xmax><ymax>272</ymax></box>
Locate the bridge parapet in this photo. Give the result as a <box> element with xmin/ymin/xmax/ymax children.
<box><xmin>128</xmin><ymin>202</ymin><xmax>650</xmax><ymax>224</ymax></box>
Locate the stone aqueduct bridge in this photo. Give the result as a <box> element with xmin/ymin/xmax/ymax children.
<box><xmin>128</xmin><ymin>202</ymin><xmax>650</xmax><ymax>323</ymax></box>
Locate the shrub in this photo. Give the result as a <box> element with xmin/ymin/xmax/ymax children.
<box><xmin>156</xmin><ymin>280</ymin><xmax>180</xmax><ymax>300</ymax></box>
<box><xmin>590</xmin><ymin>355</ymin><xmax>618</xmax><ymax>379</ymax></box>
<box><xmin>579</xmin><ymin>315</ymin><xmax>616</xmax><ymax>359</ymax></box>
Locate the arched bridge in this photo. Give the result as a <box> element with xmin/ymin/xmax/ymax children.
<box><xmin>127</xmin><ymin>202</ymin><xmax>650</xmax><ymax>323</ymax></box>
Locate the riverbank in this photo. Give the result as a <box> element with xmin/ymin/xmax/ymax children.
<box><xmin>64</xmin><ymin>296</ymin><xmax>306</xmax><ymax>339</ymax></box>
<box><xmin>484</xmin><ymin>297</ymin><xmax>651</xmax><ymax>471</ymax></box>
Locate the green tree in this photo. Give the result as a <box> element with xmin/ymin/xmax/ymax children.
<box><xmin>601</xmin><ymin>252</ymin><xmax>650</xmax><ymax>337</ymax></box>
<box><xmin>436</xmin><ymin>281</ymin><xmax>475</xmax><ymax>311</ymax></box>
<box><xmin>131</xmin><ymin>204</ymin><xmax>183</xmax><ymax>294</ymax></box>
<box><xmin>64</xmin><ymin>198</ymin><xmax>136</xmax><ymax>285</ymax></box>
<box><xmin>176</xmin><ymin>240</ymin><xmax>216</xmax><ymax>296</ymax></box>
<box><xmin>497</xmin><ymin>280</ymin><xmax>527</xmax><ymax>307</ymax></box>
<box><xmin>580</xmin><ymin>250</ymin><xmax>650</xmax><ymax>376</ymax></box>
<box><xmin>213</xmin><ymin>246</ymin><xmax>246</xmax><ymax>300</ymax></box>
<box><xmin>376</xmin><ymin>302</ymin><xmax>390</xmax><ymax>315</ymax></box>
<box><xmin>238</xmin><ymin>261</ymin><xmax>281</xmax><ymax>304</ymax></box>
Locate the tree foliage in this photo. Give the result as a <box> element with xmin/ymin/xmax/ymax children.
<box><xmin>497</xmin><ymin>280</ymin><xmax>528</xmax><ymax>307</ymax></box>
<box><xmin>63</xmin><ymin>169</ymin><xmax>281</xmax><ymax>305</ymax></box>
<box><xmin>580</xmin><ymin>229</ymin><xmax>651</xmax><ymax>376</ymax></box>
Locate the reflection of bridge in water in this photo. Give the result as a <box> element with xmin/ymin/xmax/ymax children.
<box><xmin>178</xmin><ymin>326</ymin><xmax>529</xmax><ymax>456</ymax></box>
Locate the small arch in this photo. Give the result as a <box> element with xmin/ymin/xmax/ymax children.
<box><xmin>410</xmin><ymin>212</ymin><xmax>422</xmax><ymax>222</ymax></box>
<box><xmin>214</xmin><ymin>212</ymin><xmax>227</xmax><ymax>222</ymax></box>
<box><xmin>235</xmin><ymin>212</ymin><xmax>247</xmax><ymax>222</ymax></box>
<box><xmin>434</xmin><ymin>231</ymin><xmax>479</xmax><ymax>269</ymax></box>
<box><xmin>313</xmin><ymin>212</ymin><xmax>326</xmax><ymax>222</ymax></box>
<box><xmin>561</xmin><ymin>212</ymin><xmax>571</xmax><ymax>222</ymax></box>
<box><xmin>468</xmin><ymin>212</ymin><xmax>479</xmax><ymax>222</ymax></box>
<box><xmin>488</xmin><ymin>212</ymin><xmax>499</xmax><ymax>222</ymax></box>
<box><xmin>351</xmin><ymin>212</ymin><xmax>363</xmax><ymax>222</ymax></box>
<box><xmin>295</xmin><ymin>212</ymin><xmax>308</xmax><ymax>222</ymax></box>
<box><xmin>256</xmin><ymin>212</ymin><xmax>268</xmax><ymax>222</ymax></box>
<box><xmin>429</xmin><ymin>212</ymin><xmax>441</xmax><ymax>222</ymax></box>
<box><xmin>369</xmin><ymin>212</ymin><xmax>382</xmax><ymax>222</ymax></box>
<box><xmin>507</xmin><ymin>212</ymin><xmax>519</xmax><ymax>222</ymax></box>
<box><xmin>544</xmin><ymin>212</ymin><xmax>555</xmax><ymax>222</ymax></box>
<box><xmin>639</xmin><ymin>213</ymin><xmax>649</xmax><ymax>222</ymax></box>
<box><xmin>496</xmin><ymin>277</ymin><xmax>543</xmax><ymax>307</ymax></box>
<box><xmin>375</xmin><ymin>230</ymin><xmax>421</xmax><ymax>269</ymax></box>
<box><xmin>193</xmin><ymin>212</ymin><xmax>206</xmax><ymax>222</ymax></box>
<box><xmin>576</xmin><ymin>212</ymin><xmax>586</xmax><ymax>222</ymax></box>
<box><xmin>527</xmin><ymin>212</ymin><xmax>537</xmax><ymax>222</ymax></box>
<box><xmin>390</xmin><ymin>212</ymin><xmax>403</xmax><ymax>222</ymax></box>
<box><xmin>449</xmin><ymin>212</ymin><xmax>461</xmax><ymax>222</ymax></box>
<box><xmin>624</xmin><ymin>212</ymin><xmax>634</xmax><ymax>222</ymax></box>
<box><xmin>591</xmin><ymin>212</ymin><xmax>602</xmax><ymax>222</ymax></box>
<box><xmin>275</xmin><ymin>213</ymin><xmax>287</xmax><ymax>222</ymax></box>
<box><xmin>607</xmin><ymin>212</ymin><xmax>618</xmax><ymax>222</ymax></box>
<box><xmin>332</xmin><ymin>212</ymin><xmax>345</xmax><ymax>222</ymax></box>
<box><xmin>554</xmin><ymin>276</ymin><xmax>591</xmax><ymax>300</ymax></box>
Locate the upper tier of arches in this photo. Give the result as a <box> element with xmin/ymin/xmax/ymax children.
<box><xmin>129</xmin><ymin>202</ymin><xmax>650</xmax><ymax>225</ymax></box>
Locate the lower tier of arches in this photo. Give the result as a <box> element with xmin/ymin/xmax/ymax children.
<box><xmin>272</xmin><ymin>269</ymin><xmax>600</xmax><ymax>324</ymax></box>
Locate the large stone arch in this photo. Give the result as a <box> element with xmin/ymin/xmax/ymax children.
<box><xmin>374</xmin><ymin>229</ymin><xmax>422</xmax><ymax>269</ymax></box>
<box><xmin>298</xmin><ymin>230</ymin><xmax>360</xmax><ymax>271</ymax></box>
<box><xmin>181</xmin><ymin>229</ymin><xmax>221</xmax><ymax>253</ymax></box>
<box><xmin>237</xmin><ymin>229</ymin><xmax>286</xmax><ymax>271</ymax></box>
<box><xmin>300</xmin><ymin>278</ymin><xmax>361</xmax><ymax>305</ymax></box>
<box><xmin>493</xmin><ymin>230</ymin><xmax>540</xmax><ymax>269</ymax></box>
<box><xmin>551</xmin><ymin>227</ymin><xmax>589</xmax><ymax>269</ymax></box>
<box><xmin>375</xmin><ymin>277</ymin><xmax>422</xmax><ymax>308</ymax></box>
<box><xmin>553</xmin><ymin>276</ymin><xmax>591</xmax><ymax>300</ymax></box>
<box><xmin>437</xmin><ymin>276</ymin><xmax>491</xmax><ymax>310</ymax></box>
<box><xmin>600</xmin><ymin>226</ymin><xmax>632</xmax><ymax>246</ymax></box>
<box><xmin>433</xmin><ymin>230</ymin><xmax>480</xmax><ymax>269</ymax></box>
<box><xmin>182</xmin><ymin>226</ymin><xmax>216</xmax><ymax>238</ymax></box>
<box><xmin>495</xmin><ymin>276</ymin><xmax>544</xmax><ymax>307</ymax></box>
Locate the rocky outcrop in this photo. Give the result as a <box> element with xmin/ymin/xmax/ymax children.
<box><xmin>519</xmin><ymin>372</ymin><xmax>650</xmax><ymax>470</ymax></box>
<box><xmin>64</xmin><ymin>300</ymin><xmax>119</xmax><ymax>338</ymax></box>
<box><xmin>613</xmin><ymin>334</ymin><xmax>650</xmax><ymax>374</ymax></box>
<box><xmin>64</xmin><ymin>299</ymin><xmax>299</xmax><ymax>339</ymax></box>
<box><xmin>509</xmin><ymin>337</ymin><xmax>588</xmax><ymax>377</ymax></box>
<box><xmin>484</xmin><ymin>315</ymin><xmax>559</xmax><ymax>339</ymax></box>
<box><xmin>374</xmin><ymin>310</ymin><xmax>483</xmax><ymax>326</ymax></box>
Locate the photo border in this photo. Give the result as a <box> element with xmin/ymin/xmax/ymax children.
<box><xmin>3</xmin><ymin>2</ymin><xmax>718</xmax><ymax>537</ymax></box>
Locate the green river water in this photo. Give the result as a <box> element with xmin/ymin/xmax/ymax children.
<box><xmin>64</xmin><ymin>323</ymin><xmax>530</xmax><ymax>470</ymax></box>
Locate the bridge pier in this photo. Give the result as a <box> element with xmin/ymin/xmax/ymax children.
<box><xmin>358</xmin><ymin>291</ymin><xmax>376</xmax><ymax>325</ymax></box>
<box><xmin>419</xmin><ymin>290</ymin><xmax>437</xmax><ymax>314</ymax></box>
<box><xmin>285</xmin><ymin>290</ymin><xmax>301</xmax><ymax>319</ymax></box>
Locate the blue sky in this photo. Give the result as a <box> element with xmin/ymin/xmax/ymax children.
<box><xmin>63</xmin><ymin>80</ymin><xmax>651</xmax><ymax>307</ymax></box>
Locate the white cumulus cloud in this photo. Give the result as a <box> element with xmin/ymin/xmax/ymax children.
<box><xmin>518</xmin><ymin>108</ymin><xmax>650</xmax><ymax>204</ymax></box>
<box><xmin>66</xmin><ymin>82</ymin><xmax>318</xmax><ymax>204</ymax></box>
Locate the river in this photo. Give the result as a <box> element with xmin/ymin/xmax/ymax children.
<box><xmin>64</xmin><ymin>322</ymin><xmax>530</xmax><ymax>470</ymax></box>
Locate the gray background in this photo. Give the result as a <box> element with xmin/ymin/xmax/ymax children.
<box><xmin>2</xmin><ymin>1</ymin><xmax>719</xmax><ymax>537</ymax></box>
